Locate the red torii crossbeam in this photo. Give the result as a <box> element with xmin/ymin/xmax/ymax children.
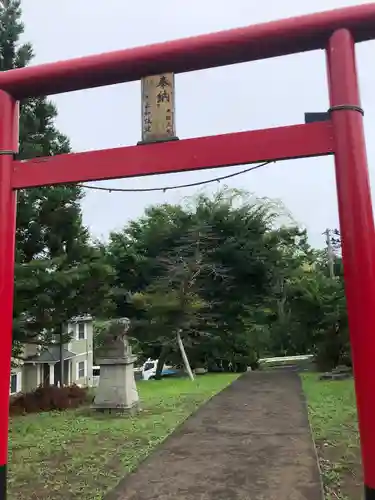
<box><xmin>1</xmin><ymin>3</ymin><xmax>375</xmax><ymax>499</ymax></box>
<box><xmin>12</xmin><ymin>122</ymin><xmax>333</xmax><ymax>188</ymax></box>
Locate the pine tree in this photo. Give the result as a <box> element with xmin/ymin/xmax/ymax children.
<box><xmin>0</xmin><ymin>1</ymin><xmax>114</xmax><ymax>357</ymax></box>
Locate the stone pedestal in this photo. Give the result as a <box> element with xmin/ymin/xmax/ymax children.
<box><xmin>92</xmin><ymin>355</ymin><xmax>139</xmax><ymax>413</ymax></box>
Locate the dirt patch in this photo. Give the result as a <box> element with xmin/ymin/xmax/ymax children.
<box><xmin>317</xmin><ymin>440</ymin><xmax>362</xmax><ymax>499</ymax></box>
<box><xmin>105</xmin><ymin>371</ymin><xmax>324</xmax><ymax>500</ymax></box>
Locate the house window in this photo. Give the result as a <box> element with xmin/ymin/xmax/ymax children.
<box><xmin>77</xmin><ymin>361</ymin><xmax>86</xmax><ymax>379</ymax></box>
<box><xmin>10</xmin><ymin>373</ymin><xmax>18</xmax><ymax>394</ymax></box>
<box><xmin>77</xmin><ymin>322</ymin><xmax>86</xmax><ymax>340</ymax></box>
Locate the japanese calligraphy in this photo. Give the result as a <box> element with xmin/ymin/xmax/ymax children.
<box><xmin>141</xmin><ymin>73</ymin><xmax>176</xmax><ymax>141</ymax></box>
<box><xmin>156</xmin><ymin>89</ymin><xmax>170</xmax><ymax>104</ymax></box>
<box><xmin>142</xmin><ymin>98</ymin><xmax>152</xmax><ymax>133</ymax></box>
<box><xmin>156</xmin><ymin>75</ymin><xmax>171</xmax><ymax>89</ymax></box>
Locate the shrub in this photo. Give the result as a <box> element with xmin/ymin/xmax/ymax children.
<box><xmin>10</xmin><ymin>384</ymin><xmax>91</xmax><ymax>416</ymax></box>
<box><xmin>314</xmin><ymin>326</ymin><xmax>351</xmax><ymax>372</ymax></box>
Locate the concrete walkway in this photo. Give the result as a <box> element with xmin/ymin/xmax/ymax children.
<box><xmin>105</xmin><ymin>371</ymin><xmax>324</xmax><ymax>500</ymax></box>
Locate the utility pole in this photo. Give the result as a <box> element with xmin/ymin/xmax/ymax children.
<box><xmin>324</xmin><ymin>228</ymin><xmax>335</xmax><ymax>278</ymax></box>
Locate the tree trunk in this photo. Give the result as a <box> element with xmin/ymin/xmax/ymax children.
<box><xmin>155</xmin><ymin>345</ymin><xmax>169</xmax><ymax>380</ymax></box>
<box><xmin>177</xmin><ymin>330</ymin><xmax>194</xmax><ymax>381</ymax></box>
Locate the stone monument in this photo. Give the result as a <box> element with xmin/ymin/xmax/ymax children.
<box><xmin>92</xmin><ymin>317</ymin><xmax>139</xmax><ymax>413</ymax></box>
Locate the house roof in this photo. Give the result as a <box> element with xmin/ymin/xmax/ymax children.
<box><xmin>24</xmin><ymin>346</ymin><xmax>76</xmax><ymax>364</ymax></box>
<box><xmin>69</xmin><ymin>315</ymin><xmax>93</xmax><ymax>323</ymax></box>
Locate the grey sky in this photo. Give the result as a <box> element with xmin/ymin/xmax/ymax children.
<box><xmin>20</xmin><ymin>0</ymin><xmax>375</xmax><ymax>248</ymax></box>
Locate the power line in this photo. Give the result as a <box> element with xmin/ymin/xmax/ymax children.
<box><xmin>79</xmin><ymin>160</ymin><xmax>274</xmax><ymax>193</ymax></box>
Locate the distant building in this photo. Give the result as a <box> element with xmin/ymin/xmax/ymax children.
<box><xmin>10</xmin><ymin>316</ymin><xmax>94</xmax><ymax>395</ymax></box>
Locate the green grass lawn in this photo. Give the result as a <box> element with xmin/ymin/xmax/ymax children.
<box><xmin>8</xmin><ymin>373</ymin><xmax>238</xmax><ymax>500</ymax></box>
<box><xmin>302</xmin><ymin>373</ymin><xmax>361</xmax><ymax>500</ymax></box>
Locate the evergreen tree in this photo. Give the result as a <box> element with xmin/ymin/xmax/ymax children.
<box><xmin>0</xmin><ymin>1</ymin><xmax>113</xmax><ymax>356</ymax></box>
<box><xmin>107</xmin><ymin>189</ymin><xmax>292</xmax><ymax>371</ymax></box>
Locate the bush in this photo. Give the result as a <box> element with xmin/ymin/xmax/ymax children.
<box><xmin>10</xmin><ymin>384</ymin><xmax>91</xmax><ymax>416</ymax></box>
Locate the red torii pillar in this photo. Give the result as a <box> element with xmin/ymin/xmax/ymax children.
<box><xmin>1</xmin><ymin>4</ymin><xmax>375</xmax><ymax>498</ymax></box>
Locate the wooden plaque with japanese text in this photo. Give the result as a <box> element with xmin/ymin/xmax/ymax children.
<box><xmin>140</xmin><ymin>73</ymin><xmax>177</xmax><ymax>143</ymax></box>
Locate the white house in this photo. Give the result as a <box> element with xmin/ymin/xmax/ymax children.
<box><xmin>10</xmin><ymin>316</ymin><xmax>94</xmax><ymax>395</ymax></box>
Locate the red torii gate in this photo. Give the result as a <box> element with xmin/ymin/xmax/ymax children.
<box><xmin>1</xmin><ymin>3</ymin><xmax>375</xmax><ymax>498</ymax></box>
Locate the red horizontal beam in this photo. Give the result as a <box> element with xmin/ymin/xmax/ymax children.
<box><xmin>12</xmin><ymin>122</ymin><xmax>334</xmax><ymax>189</ymax></box>
<box><xmin>1</xmin><ymin>4</ymin><xmax>375</xmax><ymax>98</ymax></box>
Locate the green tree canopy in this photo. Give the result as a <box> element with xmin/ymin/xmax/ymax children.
<box><xmin>107</xmin><ymin>188</ymin><xmax>304</xmax><ymax>370</ymax></box>
<box><xmin>0</xmin><ymin>1</ymin><xmax>114</xmax><ymax>355</ymax></box>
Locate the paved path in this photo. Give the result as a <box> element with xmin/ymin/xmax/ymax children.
<box><xmin>105</xmin><ymin>371</ymin><xmax>324</xmax><ymax>500</ymax></box>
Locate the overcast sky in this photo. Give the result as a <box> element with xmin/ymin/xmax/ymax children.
<box><xmin>20</xmin><ymin>0</ymin><xmax>375</xmax><ymax>248</ymax></box>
